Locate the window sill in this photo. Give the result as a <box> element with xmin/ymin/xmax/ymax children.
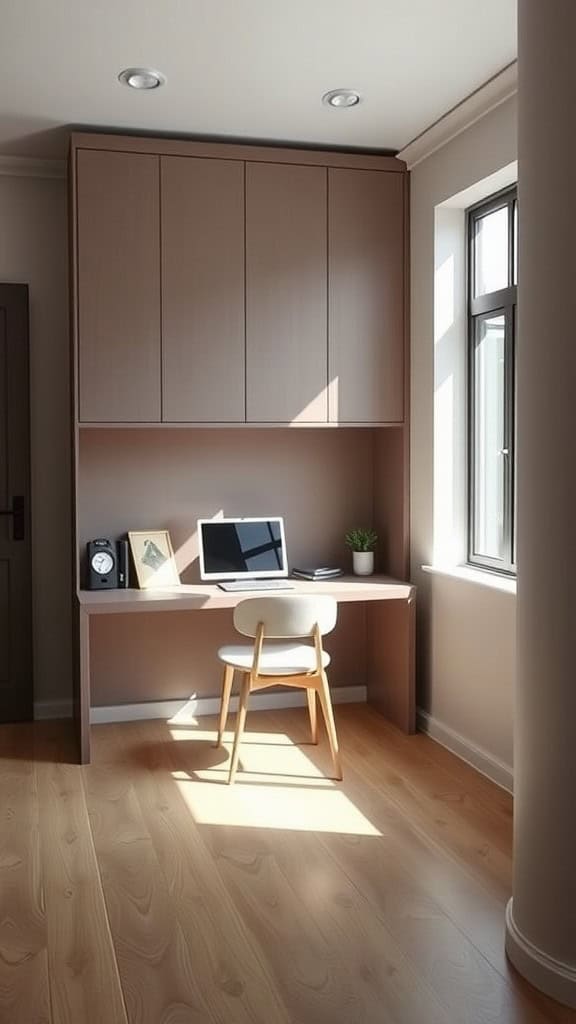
<box><xmin>421</xmin><ymin>563</ymin><xmax>516</xmax><ymax>595</ymax></box>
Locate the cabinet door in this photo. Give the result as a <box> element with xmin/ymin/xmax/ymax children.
<box><xmin>328</xmin><ymin>169</ymin><xmax>404</xmax><ymax>423</ymax></box>
<box><xmin>246</xmin><ymin>163</ymin><xmax>327</xmax><ymax>423</ymax></box>
<box><xmin>161</xmin><ymin>157</ymin><xmax>245</xmax><ymax>422</ymax></box>
<box><xmin>77</xmin><ymin>150</ymin><xmax>161</xmax><ymax>422</ymax></box>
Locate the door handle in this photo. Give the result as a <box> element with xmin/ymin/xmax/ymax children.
<box><xmin>0</xmin><ymin>496</ymin><xmax>25</xmax><ymax>540</ymax></box>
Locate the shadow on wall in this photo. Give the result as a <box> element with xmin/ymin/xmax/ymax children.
<box><xmin>0</xmin><ymin>114</ymin><xmax>69</xmax><ymax>160</ymax></box>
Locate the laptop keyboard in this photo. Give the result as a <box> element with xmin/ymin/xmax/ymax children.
<box><xmin>218</xmin><ymin>579</ymin><xmax>295</xmax><ymax>592</ymax></box>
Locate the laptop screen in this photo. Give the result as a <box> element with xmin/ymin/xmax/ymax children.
<box><xmin>198</xmin><ymin>518</ymin><xmax>288</xmax><ymax>580</ymax></box>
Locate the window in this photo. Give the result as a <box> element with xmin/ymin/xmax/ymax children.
<box><xmin>467</xmin><ymin>187</ymin><xmax>517</xmax><ymax>575</ymax></box>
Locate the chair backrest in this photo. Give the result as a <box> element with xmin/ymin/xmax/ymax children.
<box><xmin>233</xmin><ymin>595</ymin><xmax>337</xmax><ymax>639</ymax></box>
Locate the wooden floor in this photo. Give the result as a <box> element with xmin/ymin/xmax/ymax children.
<box><xmin>1</xmin><ymin>704</ymin><xmax>574</xmax><ymax>1024</ymax></box>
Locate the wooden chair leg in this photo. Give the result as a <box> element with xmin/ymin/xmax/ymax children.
<box><xmin>216</xmin><ymin>664</ymin><xmax>234</xmax><ymax>746</ymax></box>
<box><xmin>229</xmin><ymin>673</ymin><xmax>251</xmax><ymax>785</ymax></box>
<box><xmin>317</xmin><ymin>671</ymin><xmax>343</xmax><ymax>780</ymax></box>
<box><xmin>306</xmin><ymin>687</ymin><xmax>318</xmax><ymax>744</ymax></box>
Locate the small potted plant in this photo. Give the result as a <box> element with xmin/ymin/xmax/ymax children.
<box><xmin>345</xmin><ymin>527</ymin><xmax>378</xmax><ymax>576</ymax></box>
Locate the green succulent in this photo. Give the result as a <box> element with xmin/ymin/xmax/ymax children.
<box><xmin>345</xmin><ymin>527</ymin><xmax>378</xmax><ymax>552</ymax></box>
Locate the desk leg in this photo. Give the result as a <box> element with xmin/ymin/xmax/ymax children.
<box><xmin>366</xmin><ymin>595</ymin><xmax>415</xmax><ymax>733</ymax></box>
<box><xmin>75</xmin><ymin>608</ymin><xmax>91</xmax><ymax>764</ymax></box>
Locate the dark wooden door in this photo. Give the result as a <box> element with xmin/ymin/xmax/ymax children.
<box><xmin>0</xmin><ymin>285</ymin><xmax>32</xmax><ymax>722</ymax></box>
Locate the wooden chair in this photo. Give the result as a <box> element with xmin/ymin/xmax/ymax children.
<box><xmin>216</xmin><ymin>595</ymin><xmax>342</xmax><ymax>784</ymax></box>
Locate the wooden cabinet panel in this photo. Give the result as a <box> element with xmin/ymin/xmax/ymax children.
<box><xmin>328</xmin><ymin>169</ymin><xmax>404</xmax><ymax>423</ymax></box>
<box><xmin>161</xmin><ymin>157</ymin><xmax>245</xmax><ymax>422</ymax></box>
<box><xmin>74</xmin><ymin>141</ymin><xmax>406</xmax><ymax>428</ymax></box>
<box><xmin>77</xmin><ymin>150</ymin><xmax>161</xmax><ymax>422</ymax></box>
<box><xmin>246</xmin><ymin>163</ymin><xmax>328</xmax><ymax>423</ymax></box>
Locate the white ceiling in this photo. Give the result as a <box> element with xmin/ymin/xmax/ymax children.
<box><xmin>0</xmin><ymin>0</ymin><xmax>516</xmax><ymax>160</ymax></box>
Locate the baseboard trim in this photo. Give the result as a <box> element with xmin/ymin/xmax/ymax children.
<box><xmin>506</xmin><ymin>900</ymin><xmax>576</xmax><ymax>1009</ymax></box>
<box><xmin>417</xmin><ymin>707</ymin><xmax>513</xmax><ymax>792</ymax></box>
<box><xmin>89</xmin><ymin>684</ymin><xmax>367</xmax><ymax>725</ymax></box>
<box><xmin>33</xmin><ymin>685</ymin><xmax>367</xmax><ymax>725</ymax></box>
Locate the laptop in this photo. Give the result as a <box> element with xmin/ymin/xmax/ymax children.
<box><xmin>197</xmin><ymin>517</ymin><xmax>294</xmax><ymax>591</ymax></box>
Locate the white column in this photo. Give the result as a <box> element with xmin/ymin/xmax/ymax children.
<box><xmin>505</xmin><ymin>0</ymin><xmax>576</xmax><ymax>1007</ymax></box>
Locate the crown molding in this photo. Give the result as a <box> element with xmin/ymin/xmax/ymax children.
<box><xmin>398</xmin><ymin>61</ymin><xmax>517</xmax><ymax>170</ymax></box>
<box><xmin>0</xmin><ymin>155</ymin><xmax>67</xmax><ymax>179</ymax></box>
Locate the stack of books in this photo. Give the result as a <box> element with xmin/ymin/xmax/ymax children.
<box><xmin>291</xmin><ymin>566</ymin><xmax>343</xmax><ymax>581</ymax></box>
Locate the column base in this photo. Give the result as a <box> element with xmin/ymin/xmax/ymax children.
<box><xmin>505</xmin><ymin>899</ymin><xmax>576</xmax><ymax>1009</ymax></box>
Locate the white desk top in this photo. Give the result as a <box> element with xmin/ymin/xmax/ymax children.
<box><xmin>78</xmin><ymin>575</ymin><xmax>415</xmax><ymax>615</ymax></box>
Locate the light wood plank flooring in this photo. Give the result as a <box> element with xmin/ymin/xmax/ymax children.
<box><xmin>1</xmin><ymin>704</ymin><xmax>574</xmax><ymax>1024</ymax></box>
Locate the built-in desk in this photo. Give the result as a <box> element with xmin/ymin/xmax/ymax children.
<box><xmin>75</xmin><ymin>575</ymin><xmax>415</xmax><ymax>763</ymax></box>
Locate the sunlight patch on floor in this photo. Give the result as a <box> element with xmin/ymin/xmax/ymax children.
<box><xmin>169</xmin><ymin>726</ymin><xmax>381</xmax><ymax>836</ymax></box>
<box><xmin>170</xmin><ymin>726</ymin><xmax>296</xmax><ymax>747</ymax></box>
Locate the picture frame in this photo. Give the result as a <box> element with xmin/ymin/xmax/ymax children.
<box><xmin>127</xmin><ymin>530</ymin><xmax>180</xmax><ymax>589</ymax></box>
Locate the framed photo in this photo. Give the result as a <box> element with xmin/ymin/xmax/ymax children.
<box><xmin>128</xmin><ymin>530</ymin><xmax>180</xmax><ymax>589</ymax></box>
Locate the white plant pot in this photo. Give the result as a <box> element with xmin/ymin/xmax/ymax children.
<box><xmin>352</xmin><ymin>551</ymin><xmax>374</xmax><ymax>576</ymax></box>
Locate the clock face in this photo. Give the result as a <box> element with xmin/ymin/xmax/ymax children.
<box><xmin>91</xmin><ymin>550</ymin><xmax>114</xmax><ymax>575</ymax></box>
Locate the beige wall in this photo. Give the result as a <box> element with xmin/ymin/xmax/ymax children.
<box><xmin>410</xmin><ymin>95</ymin><xmax>517</xmax><ymax>779</ymax></box>
<box><xmin>0</xmin><ymin>172</ymin><xmax>72</xmax><ymax>706</ymax></box>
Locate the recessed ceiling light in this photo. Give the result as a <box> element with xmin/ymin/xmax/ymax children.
<box><xmin>118</xmin><ymin>67</ymin><xmax>166</xmax><ymax>90</ymax></box>
<box><xmin>322</xmin><ymin>89</ymin><xmax>361</xmax><ymax>108</ymax></box>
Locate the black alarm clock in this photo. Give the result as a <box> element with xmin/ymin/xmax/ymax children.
<box><xmin>87</xmin><ymin>538</ymin><xmax>128</xmax><ymax>590</ymax></box>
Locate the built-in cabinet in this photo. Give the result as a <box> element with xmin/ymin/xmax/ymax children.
<box><xmin>77</xmin><ymin>150</ymin><xmax>161</xmax><ymax>422</ymax></box>
<box><xmin>161</xmin><ymin>156</ymin><xmax>245</xmax><ymax>422</ymax></box>
<box><xmin>70</xmin><ymin>134</ymin><xmax>411</xmax><ymax>764</ymax></box>
<box><xmin>328</xmin><ymin>169</ymin><xmax>405</xmax><ymax>423</ymax></box>
<box><xmin>246</xmin><ymin>162</ymin><xmax>328</xmax><ymax>423</ymax></box>
<box><xmin>73</xmin><ymin>135</ymin><xmax>407</xmax><ymax>425</ymax></box>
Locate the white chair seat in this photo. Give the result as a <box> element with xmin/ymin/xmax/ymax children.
<box><xmin>216</xmin><ymin>595</ymin><xmax>342</xmax><ymax>784</ymax></box>
<box><xmin>218</xmin><ymin>642</ymin><xmax>330</xmax><ymax>675</ymax></box>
